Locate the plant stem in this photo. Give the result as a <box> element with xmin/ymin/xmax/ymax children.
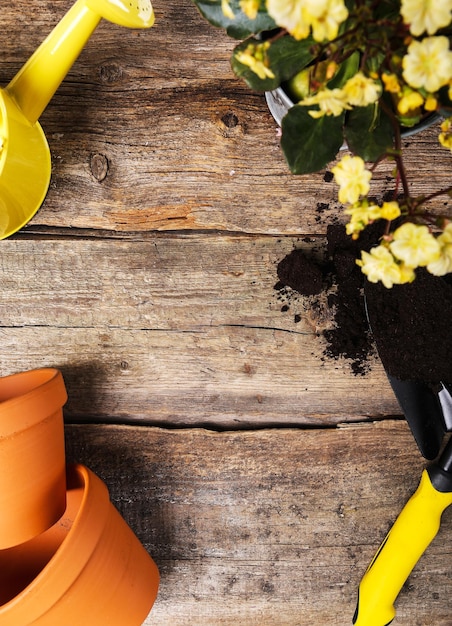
<box><xmin>379</xmin><ymin>98</ymin><xmax>411</xmax><ymax>200</ymax></box>
<box><xmin>421</xmin><ymin>186</ymin><xmax>452</xmax><ymax>205</ymax></box>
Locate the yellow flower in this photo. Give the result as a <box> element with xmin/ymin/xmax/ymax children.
<box><xmin>357</xmin><ymin>246</ymin><xmax>412</xmax><ymax>288</ymax></box>
<box><xmin>382</xmin><ymin>73</ymin><xmax>401</xmax><ymax>94</ymax></box>
<box><xmin>300</xmin><ymin>87</ymin><xmax>351</xmax><ymax>117</ymax></box>
<box><xmin>389</xmin><ymin>222</ymin><xmax>441</xmax><ymax>267</ymax></box>
<box><xmin>344</xmin><ymin>200</ymin><xmax>401</xmax><ymax>239</ymax></box>
<box><xmin>266</xmin><ymin>0</ymin><xmax>348</xmax><ymax>42</ymax></box>
<box><xmin>221</xmin><ymin>0</ymin><xmax>235</xmax><ymax>19</ymax></box>
<box><xmin>331</xmin><ymin>155</ymin><xmax>372</xmax><ymax>204</ymax></box>
<box><xmin>425</xmin><ymin>95</ymin><xmax>438</xmax><ymax>111</ymax></box>
<box><xmin>235</xmin><ymin>42</ymin><xmax>276</xmax><ymax>80</ymax></box>
<box><xmin>344</xmin><ymin>201</ymin><xmax>382</xmax><ymax>238</ymax></box>
<box><xmin>403</xmin><ymin>36</ymin><xmax>452</xmax><ymax>93</ymax></box>
<box><xmin>306</xmin><ymin>0</ymin><xmax>349</xmax><ymax>42</ymax></box>
<box><xmin>401</xmin><ymin>0</ymin><xmax>452</xmax><ymax>36</ymax></box>
<box><xmin>439</xmin><ymin>118</ymin><xmax>452</xmax><ymax>150</ymax></box>
<box><xmin>240</xmin><ymin>0</ymin><xmax>261</xmax><ymax>19</ymax></box>
<box><xmin>427</xmin><ymin>224</ymin><xmax>452</xmax><ymax>275</ymax></box>
<box><xmin>266</xmin><ymin>0</ymin><xmax>311</xmax><ymax>40</ymax></box>
<box><xmin>343</xmin><ymin>72</ymin><xmax>382</xmax><ymax>107</ymax></box>
<box><xmin>380</xmin><ymin>201</ymin><xmax>402</xmax><ymax>221</ymax></box>
<box><xmin>398</xmin><ymin>263</ymin><xmax>417</xmax><ymax>283</ymax></box>
<box><xmin>397</xmin><ymin>88</ymin><xmax>424</xmax><ymax>115</ymax></box>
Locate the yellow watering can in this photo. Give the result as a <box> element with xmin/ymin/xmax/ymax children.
<box><xmin>0</xmin><ymin>0</ymin><xmax>154</xmax><ymax>239</ymax></box>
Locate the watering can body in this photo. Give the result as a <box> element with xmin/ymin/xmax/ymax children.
<box><xmin>0</xmin><ymin>92</ymin><xmax>50</xmax><ymax>238</ymax></box>
<box><xmin>0</xmin><ymin>0</ymin><xmax>154</xmax><ymax>239</ymax></box>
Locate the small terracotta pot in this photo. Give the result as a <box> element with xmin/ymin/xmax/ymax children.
<box><xmin>0</xmin><ymin>368</ymin><xmax>68</xmax><ymax>548</ymax></box>
<box><xmin>0</xmin><ymin>463</ymin><xmax>160</xmax><ymax>625</ymax></box>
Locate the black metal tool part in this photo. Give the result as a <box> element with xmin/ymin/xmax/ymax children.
<box><xmin>364</xmin><ymin>293</ymin><xmax>451</xmax><ymax>459</ymax></box>
<box><xmin>387</xmin><ymin>375</ymin><xmax>447</xmax><ymax>460</ymax></box>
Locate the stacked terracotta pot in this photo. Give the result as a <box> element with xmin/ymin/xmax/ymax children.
<box><xmin>0</xmin><ymin>368</ymin><xmax>159</xmax><ymax>625</ymax></box>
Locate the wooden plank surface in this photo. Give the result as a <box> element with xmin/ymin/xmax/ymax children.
<box><xmin>1</xmin><ymin>0</ymin><xmax>449</xmax><ymax>236</ymax></box>
<box><xmin>0</xmin><ymin>236</ymin><xmax>398</xmax><ymax>426</ymax></box>
<box><xmin>1</xmin><ymin>0</ymin><xmax>451</xmax><ymax>623</ymax></box>
<box><xmin>65</xmin><ymin>421</ymin><xmax>452</xmax><ymax>625</ymax></box>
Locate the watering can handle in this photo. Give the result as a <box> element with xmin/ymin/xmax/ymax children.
<box><xmin>352</xmin><ymin>468</ymin><xmax>452</xmax><ymax>626</ymax></box>
<box><xmin>6</xmin><ymin>0</ymin><xmax>154</xmax><ymax>125</ymax></box>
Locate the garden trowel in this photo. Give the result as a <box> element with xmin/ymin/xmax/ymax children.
<box><xmin>352</xmin><ymin>293</ymin><xmax>452</xmax><ymax>626</ymax></box>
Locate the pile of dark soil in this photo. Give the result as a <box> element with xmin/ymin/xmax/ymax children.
<box><xmin>365</xmin><ymin>270</ymin><xmax>452</xmax><ymax>384</ymax></box>
<box><xmin>275</xmin><ymin>224</ymin><xmax>452</xmax><ymax>384</ymax></box>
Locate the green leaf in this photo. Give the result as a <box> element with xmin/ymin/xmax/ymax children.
<box><xmin>281</xmin><ymin>106</ymin><xmax>345</xmax><ymax>174</ymax></box>
<box><xmin>192</xmin><ymin>0</ymin><xmax>276</xmax><ymax>39</ymax></box>
<box><xmin>231</xmin><ymin>35</ymin><xmax>317</xmax><ymax>92</ymax></box>
<box><xmin>268</xmin><ymin>36</ymin><xmax>317</xmax><ymax>82</ymax></box>
<box><xmin>372</xmin><ymin>0</ymin><xmax>402</xmax><ymax>21</ymax></box>
<box><xmin>327</xmin><ymin>51</ymin><xmax>360</xmax><ymax>89</ymax></box>
<box><xmin>344</xmin><ymin>104</ymin><xmax>394</xmax><ymax>162</ymax></box>
<box><xmin>437</xmin><ymin>84</ymin><xmax>452</xmax><ymax>113</ymax></box>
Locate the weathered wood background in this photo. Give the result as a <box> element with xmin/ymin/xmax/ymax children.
<box><xmin>1</xmin><ymin>0</ymin><xmax>452</xmax><ymax>623</ymax></box>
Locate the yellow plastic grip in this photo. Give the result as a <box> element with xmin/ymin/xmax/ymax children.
<box><xmin>353</xmin><ymin>469</ymin><xmax>452</xmax><ymax>626</ymax></box>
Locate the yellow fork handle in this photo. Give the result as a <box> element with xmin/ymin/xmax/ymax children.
<box><xmin>353</xmin><ymin>469</ymin><xmax>452</xmax><ymax>626</ymax></box>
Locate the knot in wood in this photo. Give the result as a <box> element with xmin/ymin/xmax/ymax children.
<box><xmin>90</xmin><ymin>153</ymin><xmax>109</xmax><ymax>182</ymax></box>
<box><xmin>219</xmin><ymin>111</ymin><xmax>244</xmax><ymax>138</ymax></box>
<box><xmin>98</xmin><ymin>63</ymin><xmax>123</xmax><ymax>84</ymax></box>
<box><xmin>221</xmin><ymin>112</ymin><xmax>239</xmax><ymax>128</ymax></box>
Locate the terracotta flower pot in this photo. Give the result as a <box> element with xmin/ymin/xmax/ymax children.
<box><xmin>0</xmin><ymin>463</ymin><xmax>160</xmax><ymax>625</ymax></box>
<box><xmin>0</xmin><ymin>367</ymin><xmax>68</xmax><ymax>548</ymax></box>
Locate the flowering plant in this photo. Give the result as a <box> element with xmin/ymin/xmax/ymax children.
<box><xmin>193</xmin><ymin>0</ymin><xmax>452</xmax><ymax>287</ymax></box>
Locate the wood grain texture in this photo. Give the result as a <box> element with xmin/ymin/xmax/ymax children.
<box><xmin>2</xmin><ymin>0</ymin><xmax>449</xmax><ymax>236</ymax></box>
<box><xmin>1</xmin><ymin>1</ymin><xmax>450</xmax><ymax>623</ymax></box>
<box><xmin>65</xmin><ymin>422</ymin><xmax>452</xmax><ymax>626</ymax></box>
<box><xmin>0</xmin><ymin>236</ymin><xmax>398</xmax><ymax>426</ymax></box>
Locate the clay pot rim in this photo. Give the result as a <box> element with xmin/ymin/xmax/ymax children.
<box><xmin>0</xmin><ymin>368</ymin><xmax>68</xmax><ymax>435</ymax></box>
<box><xmin>0</xmin><ymin>464</ymin><xmax>110</xmax><ymax>619</ymax></box>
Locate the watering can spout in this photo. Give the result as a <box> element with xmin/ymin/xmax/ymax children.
<box><xmin>6</xmin><ymin>0</ymin><xmax>154</xmax><ymax>124</ymax></box>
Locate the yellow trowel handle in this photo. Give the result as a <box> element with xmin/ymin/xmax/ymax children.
<box><xmin>353</xmin><ymin>468</ymin><xmax>452</xmax><ymax>626</ymax></box>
